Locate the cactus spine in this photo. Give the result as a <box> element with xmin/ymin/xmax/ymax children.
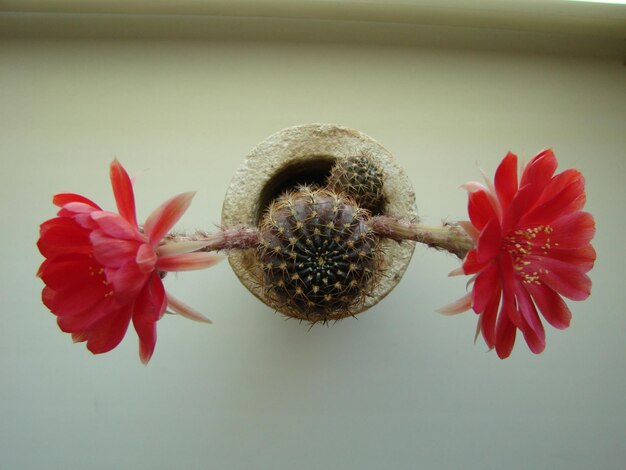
<box><xmin>257</xmin><ymin>186</ymin><xmax>380</xmax><ymax>323</ymax></box>
<box><xmin>327</xmin><ymin>153</ymin><xmax>385</xmax><ymax>213</ymax></box>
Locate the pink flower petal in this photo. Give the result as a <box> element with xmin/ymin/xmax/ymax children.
<box><xmin>448</xmin><ymin>266</ymin><xmax>465</xmax><ymax>277</ymax></box>
<box><xmin>143</xmin><ymin>192</ymin><xmax>196</xmax><ymax>246</ymax></box>
<box><xmin>109</xmin><ymin>159</ymin><xmax>138</xmax><ymax>227</ymax></box>
<box><xmin>457</xmin><ymin>220</ymin><xmax>479</xmax><ymax>242</ymax></box>
<box><xmin>167</xmin><ymin>293</ymin><xmax>212</xmax><ymax>323</ymax></box>
<box><xmin>136</xmin><ymin>244</ymin><xmax>157</xmax><ymax>273</ymax></box>
<box><xmin>156</xmin><ymin>252</ymin><xmax>224</xmax><ymax>272</ymax></box>
<box><xmin>57</xmin><ymin>201</ymin><xmax>101</xmax><ymax>218</ymax></box>
<box><xmin>156</xmin><ymin>240</ymin><xmax>218</xmax><ymax>257</ymax></box>
<box><xmin>91</xmin><ymin>212</ymin><xmax>143</xmax><ymax>241</ymax></box>
<box><xmin>437</xmin><ymin>292</ymin><xmax>472</xmax><ymax>315</ymax></box>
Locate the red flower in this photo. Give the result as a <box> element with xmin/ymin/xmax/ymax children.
<box><xmin>37</xmin><ymin>160</ymin><xmax>222</xmax><ymax>364</ymax></box>
<box><xmin>440</xmin><ymin>150</ymin><xmax>596</xmax><ymax>358</ymax></box>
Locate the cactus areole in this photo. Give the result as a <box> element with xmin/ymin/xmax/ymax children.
<box><xmin>222</xmin><ymin>124</ymin><xmax>418</xmax><ymax>322</ymax></box>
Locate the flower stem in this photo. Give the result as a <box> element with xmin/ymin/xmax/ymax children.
<box><xmin>163</xmin><ymin>226</ymin><xmax>260</xmax><ymax>252</ymax></box>
<box><xmin>369</xmin><ymin>215</ymin><xmax>474</xmax><ymax>260</ymax></box>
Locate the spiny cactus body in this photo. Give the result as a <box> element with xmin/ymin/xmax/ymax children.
<box><xmin>327</xmin><ymin>153</ymin><xmax>385</xmax><ymax>213</ymax></box>
<box><xmin>257</xmin><ymin>186</ymin><xmax>380</xmax><ymax>323</ymax></box>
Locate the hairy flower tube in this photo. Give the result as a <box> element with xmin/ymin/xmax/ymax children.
<box><xmin>37</xmin><ymin>160</ymin><xmax>222</xmax><ymax>364</ymax></box>
<box><xmin>440</xmin><ymin>150</ymin><xmax>596</xmax><ymax>358</ymax></box>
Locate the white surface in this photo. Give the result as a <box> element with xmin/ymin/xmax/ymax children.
<box><xmin>1</xmin><ymin>19</ymin><xmax>625</xmax><ymax>470</ymax></box>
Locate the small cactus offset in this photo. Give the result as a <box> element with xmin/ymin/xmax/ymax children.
<box><xmin>327</xmin><ymin>153</ymin><xmax>385</xmax><ymax>213</ymax></box>
<box><xmin>257</xmin><ymin>186</ymin><xmax>380</xmax><ymax>323</ymax></box>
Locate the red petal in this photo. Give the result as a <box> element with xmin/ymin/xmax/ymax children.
<box><xmin>108</xmin><ymin>261</ymin><xmax>150</xmax><ymax>301</ymax></box>
<box><xmin>527</xmin><ymin>283</ymin><xmax>572</xmax><ymax>329</ymax></box>
<box><xmin>468</xmin><ymin>190</ymin><xmax>497</xmax><ymax>231</ymax></box>
<box><xmin>475</xmin><ymin>219</ymin><xmax>502</xmax><ymax>264</ymax></box>
<box><xmin>479</xmin><ymin>285</ymin><xmax>501</xmax><ymax>349</ymax></box>
<box><xmin>132</xmin><ymin>274</ymin><xmax>166</xmax><ymax>364</ymax></box>
<box><xmin>515</xmin><ymin>282</ymin><xmax>545</xmax><ymax>354</ymax></box>
<box><xmin>501</xmin><ymin>183</ymin><xmax>537</xmax><ymax>233</ymax></box>
<box><xmin>57</xmin><ymin>297</ymin><xmax>118</xmax><ymax>333</ymax></box>
<box><xmin>495</xmin><ymin>304</ymin><xmax>516</xmax><ymax>359</ymax></box>
<box><xmin>520</xmin><ymin>149</ymin><xmax>557</xmax><ymax>188</ymax></box>
<box><xmin>537</xmin><ymin>169</ymin><xmax>585</xmax><ymax>209</ymax></box>
<box><xmin>545</xmin><ymin>245</ymin><xmax>596</xmax><ymax>273</ymax></box>
<box><xmin>109</xmin><ymin>159</ymin><xmax>138</xmax><ymax>227</ymax></box>
<box><xmin>143</xmin><ymin>192</ymin><xmax>195</xmax><ymax>246</ymax></box>
<box><xmin>494</xmin><ymin>152</ymin><xmax>518</xmax><ymax>209</ymax></box>
<box><xmin>42</xmin><ymin>283</ymin><xmax>105</xmax><ymax>317</ymax></box>
<box><xmin>499</xmin><ymin>253</ymin><xmax>524</xmax><ymax>329</ymax></box>
<box><xmin>38</xmin><ymin>218</ymin><xmax>92</xmax><ymax>258</ymax></box>
<box><xmin>521</xmin><ymin>176</ymin><xmax>586</xmax><ymax>226</ymax></box>
<box><xmin>84</xmin><ymin>307</ymin><xmax>133</xmax><ymax>355</ymax></box>
<box><xmin>463</xmin><ymin>249</ymin><xmax>490</xmax><ymax>275</ymax></box>
<box><xmin>40</xmin><ymin>256</ymin><xmax>101</xmax><ymax>291</ymax></box>
<box><xmin>53</xmin><ymin>193</ymin><xmax>101</xmax><ymax>209</ymax></box>
<box><xmin>91</xmin><ymin>230</ymin><xmax>141</xmax><ymax>268</ymax></box>
<box><xmin>538</xmin><ymin>257</ymin><xmax>592</xmax><ymax>301</ymax></box>
<box><xmin>549</xmin><ymin>211</ymin><xmax>596</xmax><ymax>250</ymax></box>
<box><xmin>472</xmin><ymin>262</ymin><xmax>499</xmax><ymax>314</ymax></box>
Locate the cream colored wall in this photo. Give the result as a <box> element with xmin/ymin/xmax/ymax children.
<box><xmin>1</xmin><ymin>16</ymin><xmax>625</xmax><ymax>470</ymax></box>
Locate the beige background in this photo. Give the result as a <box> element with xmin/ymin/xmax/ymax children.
<box><xmin>1</xmin><ymin>6</ymin><xmax>625</xmax><ymax>470</ymax></box>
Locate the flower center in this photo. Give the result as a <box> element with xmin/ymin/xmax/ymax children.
<box><xmin>503</xmin><ymin>224</ymin><xmax>556</xmax><ymax>285</ymax></box>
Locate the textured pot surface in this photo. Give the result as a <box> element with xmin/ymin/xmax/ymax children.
<box><xmin>221</xmin><ymin>123</ymin><xmax>417</xmax><ymax>319</ymax></box>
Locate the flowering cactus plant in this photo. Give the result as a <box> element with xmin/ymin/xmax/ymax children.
<box><xmin>37</xmin><ymin>150</ymin><xmax>595</xmax><ymax>363</ymax></box>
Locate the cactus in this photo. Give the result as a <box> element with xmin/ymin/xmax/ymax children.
<box><xmin>327</xmin><ymin>153</ymin><xmax>385</xmax><ymax>213</ymax></box>
<box><xmin>257</xmin><ymin>186</ymin><xmax>380</xmax><ymax>323</ymax></box>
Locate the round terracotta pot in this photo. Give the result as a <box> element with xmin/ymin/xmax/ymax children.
<box><xmin>221</xmin><ymin>123</ymin><xmax>417</xmax><ymax>320</ymax></box>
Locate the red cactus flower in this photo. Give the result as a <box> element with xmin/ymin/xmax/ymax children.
<box><xmin>37</xmin><ymin>160</ymin><xmax>222</xmax><ymax>364</ymax></box>
<box><xmin>440</xmin><ymin>150</ymin><xmax>596</xmax><ymax>358</ymax></box>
